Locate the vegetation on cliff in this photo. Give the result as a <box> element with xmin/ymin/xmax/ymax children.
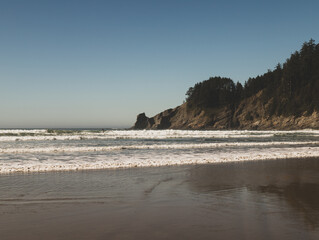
<box><xmin>185</xmin><ymin>39</ymin><xmax>319</xmax><ymax>116</ymax></box>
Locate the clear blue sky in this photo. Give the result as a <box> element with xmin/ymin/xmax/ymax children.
<box><xmin>1</xmin><ymin>0</ymin><xmax>319</xmax><ymax>128</ymax></box>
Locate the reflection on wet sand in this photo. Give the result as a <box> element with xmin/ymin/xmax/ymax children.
<box><xmin>188</xmin><ymin>158</ymin><xmax>319</xmax><ymax>229</ymax></box>
<box><xmin>259</xmin><ymin>183</ymin><xmax>319</xmax><ymax>229</ymax></box>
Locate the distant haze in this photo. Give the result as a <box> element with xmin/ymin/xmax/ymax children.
<box><xmin>1</xmin><ymin>0</ymin><xmax>319</xmax><ymax>128</ymax></box>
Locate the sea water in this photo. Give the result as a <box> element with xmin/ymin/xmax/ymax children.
<box><xmin>1</xmin><ymin>129</ymin><xmax>319</xmax><ymax>173</ymax></box>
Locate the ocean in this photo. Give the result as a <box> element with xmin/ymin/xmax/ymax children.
<box><xmin>1</xmin><ymin>129</ymin><xmax>319</xmax><ymax>173</ymax></box>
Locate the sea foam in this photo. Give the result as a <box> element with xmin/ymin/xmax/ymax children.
<box><xmin>1</xmin><ymin>146</ymin><xmax>319</xmax><ymax>173</ymax></box>
<box><xmin>1</xmin><ymin>129</ymin><xmax>319</xmax><ymax>173</ymax></box>
<box><xmin>1</xmin><ymin>129</ymin><xmax>319</xmax><ymax>142</ymax></box>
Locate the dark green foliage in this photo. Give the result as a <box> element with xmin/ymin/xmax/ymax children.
<box><xmin>185</xmin><ymin>39</ymin><xmax>319</xmax><ymax>116</ymax></box>
<box><xmin>186</xmin><ymin>77</ymin><xmax>241</xmax><ymax>109</ymax></box>
<box><xmin>261</xmin><ymin>39</ymin><xmax>319</xmax><ymax>116</ymax></box>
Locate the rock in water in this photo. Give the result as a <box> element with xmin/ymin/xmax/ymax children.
<box><xmin>133</xmin><ymin>113</ymin><xmax>155</xmax><ymax>129</ymax></box>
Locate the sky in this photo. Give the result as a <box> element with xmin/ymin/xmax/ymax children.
<box><xmin>1</xmin><ymin>0</ymin><xmax>319</xmax><ymax>128</ymax></box>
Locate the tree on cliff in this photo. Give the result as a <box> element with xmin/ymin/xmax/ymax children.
<box><xmin>185</xmin><ymin>39</ymin><xmax>319</xmax><ymax>117</ymax></box>
<box><xmin>186</xmin><ymin>77</ymin><xmax>238</xmax><ymax>109</ymax></box>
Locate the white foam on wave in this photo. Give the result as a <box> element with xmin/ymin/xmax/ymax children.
<box><xmin>0</xmin><ymin>129</ymin><xmax>48</xmax><ymax>134</ymax></box>
<box><xmin>1</xmin><ymin>129</ymin><xmax>319</xmax><ymax>174</ymax></box>
<box><xmin>1</xmin><ymin>146</ymin><xmax>319</xmax><ymax>174</ymax></box>
<box><xmin>1</xmin><ymin>141</ymin><xmax>319</xmax><ymax>154</ymax></box>
<box><xmin>1</xmin><ymin>129</ymin><xmax>319</xmax><ymax>142</ymax></box>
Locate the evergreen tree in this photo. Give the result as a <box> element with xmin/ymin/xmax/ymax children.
<box><xmin>185</xmin><ymin>39</ymin><xmax>319</xmax><ymax>116</ymax></box>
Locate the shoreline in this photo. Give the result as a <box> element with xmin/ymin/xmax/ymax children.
<box><xmin>1</xmin><ymin>155</ymin><xmax>319</xmax><ymax>174</ymax></box>
<box><xmin>2</xmin><ymin>150</ymin><xmax>319</xmax><ymax>175</ymax></box>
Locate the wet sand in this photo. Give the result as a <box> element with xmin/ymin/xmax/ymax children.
<box><xmin>1</xmin><ymin>158</ymin><xmax>319</xmax><ymax>240</ymax></box>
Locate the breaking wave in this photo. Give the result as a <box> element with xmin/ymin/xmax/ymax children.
<box><xmin>1</xmin><ymin>129</ymin><xmax>319</xmax><ymax>174</ymax></box>
<box><xmin>1</xmin><ymin>146</ymin><xmax>319</xmax><ymax>174</ymax></box>
<box><xmin>1</xmin><ymin>129</ymin><xmax>319</xmax><ymax>141</ymax></box>
<box><xmin>1</xmin><ymin>141</ymin><xmax>319</xmax><ymax>154</ymax></box>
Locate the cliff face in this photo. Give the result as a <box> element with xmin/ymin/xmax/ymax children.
<box><xmin>232</xmin><ymin>91</ymin><xmax>319</xmax><ymax>130</ymax></box>
<box><xmin>133</xmin><ymin>91</ymin><xmax>319</xmax><ymax>130</ymax></box>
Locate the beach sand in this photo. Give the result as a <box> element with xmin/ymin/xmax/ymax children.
<box><xmin>1</xmin><ymin>158</ymin><xmax>319</xmax><ymax>239</ymax></box>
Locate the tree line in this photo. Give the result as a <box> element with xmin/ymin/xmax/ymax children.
<box><xmin>185</xmin><ymin>39</ymin><xmax>319</xmax><ymax>116</ymax></box>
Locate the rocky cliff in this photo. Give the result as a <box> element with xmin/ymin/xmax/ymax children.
<box><xmin>133</xmin><ymin>90</ymin><xmax>319</xmax><ymax>130</ymax></box>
